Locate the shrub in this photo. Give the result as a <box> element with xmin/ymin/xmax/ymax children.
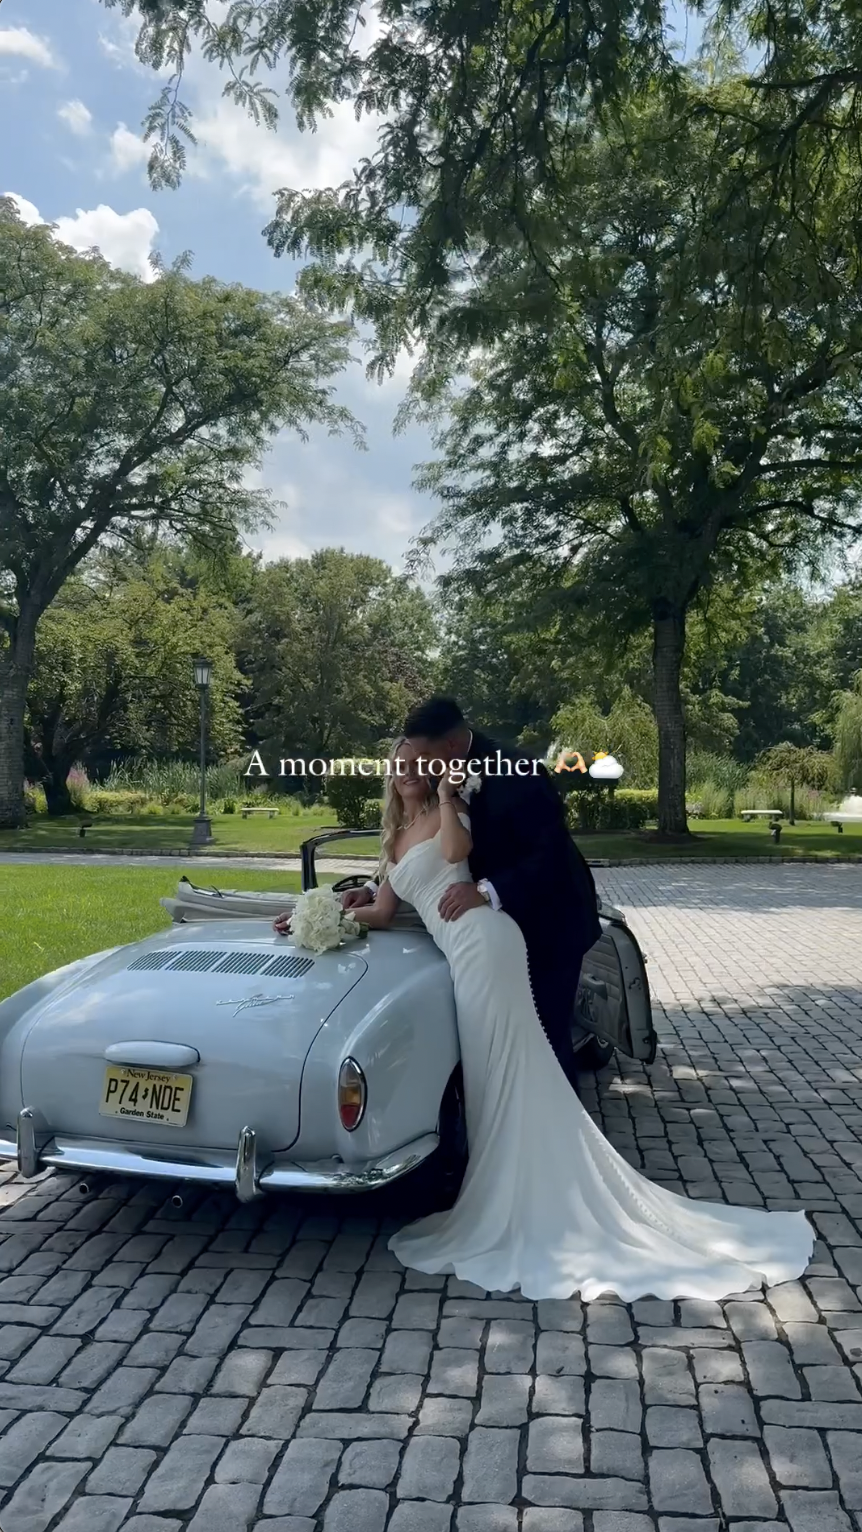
<box><xmin>102</xmin><ymin>756</ymin><xmax>246</xmax><ymax>804</ymax></box>
<box><xmin>687</xmin><ymin>780</ymin><xmax>733</xmax><ymax>819</ymax></box>
<box><xmin>325</xmin><ymin>764</ymin><xmax>384</xmax><ymax>829</ymax></box>
<box><xmin>23</xmin><ymin>781</ymin><xmax>47</xmax><ymax>815</ymax></box>
<box><xmin>734</xmin><ymin>781</ymin><xmax>833</xmax><ymax>820</ymax></box>
<box><xmin>223</xmin><ymin>798</ymin><xmax>237</xmax><ymax>814</ymax></box>
<box><xmin>66</xmin><ymin>765</ymin><xmax>91</xmax><ymax>810</ymax></box>
<box><xmin>686</xmin><ymin>751</ymin><xmax>749</xmax><ymax>794</ymax></box>
<box><xmin>567</xmin><ymin>788</ymin><xmax>653</xmax><ymax>833</ymax></box>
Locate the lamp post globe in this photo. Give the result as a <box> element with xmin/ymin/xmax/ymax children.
<box><xmin>192</xmin><ymin>657</ymin><xmax>213</xmax><ymax>846</ymax></box>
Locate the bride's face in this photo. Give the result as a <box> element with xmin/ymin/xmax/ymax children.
<box><xmin>392</xmin><ymin>742</ymin><xmax>431</xmax><ymax>809</ymax></box>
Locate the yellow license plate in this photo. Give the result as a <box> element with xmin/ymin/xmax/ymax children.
<box><xmin>99</xmin><ymin>1066</ymin><xmax>193</xmax><ymax>1128</ymax></box>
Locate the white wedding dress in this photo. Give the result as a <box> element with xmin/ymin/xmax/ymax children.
<box><xmin>387</xmin><ymin>822</ymin><xmax>813</xmax><ymax>1301</ymax></box>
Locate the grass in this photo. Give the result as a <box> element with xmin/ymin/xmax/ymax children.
<box><xmin>575</xmin><ymin>817</ymin><xmax>862</xmax><ymax>860</ymax></box>
<box><xmin>0</xmin><ymin>864</ymin><xmax>302</xmax><ymax>1002</ymax></box>
<box><xmin>1</xmin><ymin>810</ymin><xmax>860</xmax><ymax>864</ymax></box>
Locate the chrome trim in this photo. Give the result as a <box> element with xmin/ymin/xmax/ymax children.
<box><xmin>16</xmin><ymin>1109</ymin><xmax>37</xmax><ymax>1179</ymax></box>
<box><xmin>235</xmin><ymin>1126</ymin><xmax>261</xmax><ymax>1202</ymax></box>
<box><xmin>0</xmin><ymin>1130</ymin><xmax>440</xmax><ymax>1195</ymax></box>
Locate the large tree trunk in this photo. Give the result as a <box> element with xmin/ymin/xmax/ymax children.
<box><xmin>653</xmin><ymin>605</ymin><xmax>690</xmax><ymax>836</ymax></box>
<box><xmin>42</xmin><ymin>769</ymin><xmax>74</xmax><ymax>817</ymax></box>
<box><xmin>0</xmin><ymin>632</ymin><xmax>35</xmax><ymax>830</ymax></box>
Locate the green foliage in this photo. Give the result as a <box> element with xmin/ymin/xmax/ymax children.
<box><xmin>103</xmin><ymin>756</ymin><xmax>247</xmax><ymax>803</ymax></box>
<box><xmin>755</xmin><ymin>743</ymin><xmax>833</xmax><ymax>791</ymax></box>
<box><xmin>566</xmin><ymin>788</ymin><xmax>654</xmax><ymax>833</ymax></box>
<box><xmin>0</xmin><ymin>198</ymin><xmax>360</xmax><ymax>827</ymax></box>
<box><xmin>687</xmin><ymin>781</ymin><xmax>734</xmax><ymax>819</ymax></box>
<box><xmin>832</xmin><ymin>675</ymin><xmax>862</xmax><ymax>792</ymax></box>
<box><xmin>734</xmin><ymin>782</ymin><xmax>833</xmax><ymax>820</ymax></box>
<box><xmin>550</xmin><ymin>690</ymin><xmax>658</xmax><ymax>789</ymax></box>
<box><xmin>686</xmin><ymin>752</ymin><xmax>750</xmax><ymax>794</ymax></box>
<box><xmin>324</xmin><ymin>764</ymin><xmax>384</xmax><ymax>829</ymax></box>
<box><xmin>240</xmin><ymin>550</ymin><xmax>435</xmax><ymax>766</ymax></box>
<box><xmin>26</xmin><ymin>563</ymin><xmax>246</xmax><ymax>812</ymax></box>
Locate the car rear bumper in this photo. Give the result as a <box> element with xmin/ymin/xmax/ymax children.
<box><xmin>0</xmin><ymin>1111</ymin><xmax>439</xmax><ymax>1201</ymax></box>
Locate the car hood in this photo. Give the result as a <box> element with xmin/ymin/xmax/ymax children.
<box><xmin>16</xmin><ymin>922</ymin><xmax>367</xmax><ymax>1153</ymax></box>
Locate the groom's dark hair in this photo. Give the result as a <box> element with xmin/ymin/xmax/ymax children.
<box><xmin>404</xmin><ymin>696</ymin><xmax>465</xmax><ymax>739</ymax></box>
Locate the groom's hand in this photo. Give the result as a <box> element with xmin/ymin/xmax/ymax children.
<box><xmin>439</xmin><ymin>885</ymin><xmax>486</xmax><ymax>922</ymax></box>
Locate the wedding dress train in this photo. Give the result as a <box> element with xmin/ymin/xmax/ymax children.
<box><xmin>387</xmin><ymin>825</ymin><xmax>813</xmax><ymax>1301</ymax></box>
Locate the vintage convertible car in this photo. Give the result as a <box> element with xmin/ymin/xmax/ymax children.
<box><xmin>0</xmin><ymin>829</ymin><xmax>655</xmax><ymax>1202</ymax></box>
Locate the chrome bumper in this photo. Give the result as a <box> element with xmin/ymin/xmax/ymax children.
<box><xmin>0</xmin><ymin>1112</ymin><xmax>439</xmax><ymax>1202</ymax></box>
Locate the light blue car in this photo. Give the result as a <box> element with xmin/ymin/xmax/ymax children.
<box><xmin>0</xmin><ymin>830</ymin><xmax>655</xmax><ymax>1203</ymax></box>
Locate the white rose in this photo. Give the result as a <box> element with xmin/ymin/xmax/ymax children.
<box><xmin>290</xmin><ymin>887</ymin><xmax>362</xmax><ymax>954</ymax></box>
<box><xmin>461</xmin><ymin>773</ymin><xmax>482</xmax><ymax>801</ymax></box>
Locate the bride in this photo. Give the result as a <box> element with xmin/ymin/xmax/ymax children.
<box><xmin>354</xmin><ymin>738</ymin><xmax>813</xmax><ymax>1302</ymax></box>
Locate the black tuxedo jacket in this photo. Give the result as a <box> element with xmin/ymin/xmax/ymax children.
<box><xmin>463</xmin><ymin>732</ymin><xmax>601</xmax><ymax>989</ymax></box>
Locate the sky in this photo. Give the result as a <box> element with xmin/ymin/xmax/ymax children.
<box><xmin>0</xmin><ymin>0</ymin><xmax>702</xmax><ymax>575</ymax></box>
<box><xmin>0</xmin><ymin>0</ymin><xmax>432</xmax><ymax>571</ymax></box>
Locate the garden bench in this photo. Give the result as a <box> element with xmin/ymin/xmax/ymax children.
<box><xmin>740</xmin><ymin>808</ymin><xmax>784</xmax><ymax>842</ymax></box>
<box><xmin>240</xmin><ymin>806</ymin><xmax>279</xmax><ymax>819</ymax></box>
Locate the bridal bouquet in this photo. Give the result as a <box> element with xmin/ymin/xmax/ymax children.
<box><xmin>289</xmin><ymin>886</ymin><xmax>363</xmax><ymax>955</ymax></box>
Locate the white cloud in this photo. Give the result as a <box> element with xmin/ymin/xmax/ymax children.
<box><xmin>190</xmin><ymin>92</ymin><xmax>380</xmax><ymax>210</ymax></box>
<box><xmin>5</xmin><ymin>192</ymin><xmax>41</xmax><ymax>226</ymax></box>
<box><xmin>0</xmin><ymin>27</ymin><xmax>58</xmax><ymax>69</ymax></box>
<box><xmin>58</xmin><ymin>99</ymin><xmax>93</xmax><ymax>136</ymax></box>
<box><xmin>4</xmin><ymin>192</ymin><xmax>160</xmax><ymax>282</ymax></box>
<box><xmin>54</xmin><ymin>205</ymin><xmax>160</xmax><ymax>281</ymax></box>
<box><xmin>110</xmin><ymin>123</ymin><xmax>149</xmax><ymax>174</ymax></box>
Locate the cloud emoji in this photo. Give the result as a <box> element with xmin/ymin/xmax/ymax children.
<box><xmin>589</xmin><ymin>752</ymin><xmax>625</xmax><ymax>780</ymax></box>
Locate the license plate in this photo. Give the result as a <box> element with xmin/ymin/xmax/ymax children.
<box><xmin>99</xmin><ymin>1066</ymin><xmax>193</xmax><ymax>1128</ymax></box>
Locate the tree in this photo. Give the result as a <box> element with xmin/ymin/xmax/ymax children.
<box><xmin>102</xmin><ymin>0</ymin><xmax>671</xmax><ymax>341</ymax></box>
<box><xmin>26</xmin><ymin>563</ymin><xmax>244</xmax><ymax>814</ymax></box>
<box><xmin>402</xmin><ymin>87</ymin><xmax>862</xmax><ymax>832</ymax></box>
<box><xmin>832</xmin><ymin>677</ymin><xmax>862</xmax><ymax>794</ymax></box>
<box><xmin>239</xmin><ymin>549</ymin><xmax>435</xmax><ymax>774</ymax></box>
<box><xmin>755</xmin><ymin>741</ymin><xmax>832</xmax><ymax>823</ymax></box>
<box><xmin>0</xmin><ymin>199</ymin><xmax>358</xmax><ymax>827</ymax></box>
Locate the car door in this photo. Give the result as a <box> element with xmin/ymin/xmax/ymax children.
<box><xmin>574</xmin><ymin>903</ymin><xmax>656</xmax><ymax>1063</ymax></box>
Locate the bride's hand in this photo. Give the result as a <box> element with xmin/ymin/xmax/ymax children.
<box><xmin>437</xmin><ymin>765</ymin><xmax>463</xmax><ymax>802</ymax></box>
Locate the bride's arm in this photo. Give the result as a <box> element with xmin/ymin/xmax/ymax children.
<box><xmin>439</xmin><ymin>791</ymin><xmax>473</xmax><ymax>863</ymax></box>
<box><xmin>353</xmin><ymin>877</ymin><xmax>399</xmax><ymax>929</ymax></box>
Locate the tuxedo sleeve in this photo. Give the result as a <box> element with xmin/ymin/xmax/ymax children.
<box><xmin>486</xmin><ymin>772</ymin><xmax>593</xmax><ymax>931</ymax></box>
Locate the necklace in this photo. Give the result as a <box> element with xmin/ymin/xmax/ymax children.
<box><xmin>402</xmin><ymin>805</ymin><xmax>429</xmax><ymax>831</ymax></box>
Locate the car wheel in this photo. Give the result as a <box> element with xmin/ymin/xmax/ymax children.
<box><xmin>575</xmin><ymin>1033</ymin><xmax>615</xmax><ymax>1071</ymax></box>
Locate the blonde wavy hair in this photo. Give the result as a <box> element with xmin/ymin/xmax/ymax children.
<box><xmin>378</xmin><ymin>735</ymin><xmax>438</xmax><ymax>880</ymax></box>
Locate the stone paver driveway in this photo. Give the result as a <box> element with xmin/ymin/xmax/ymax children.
<box><xmin>0</xmin><ymin>863</ymin><xmax>860</xmax><ymax>1532</ymax></box>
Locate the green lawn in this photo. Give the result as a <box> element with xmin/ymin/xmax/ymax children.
<box><xmin>576</xmin><ymin>818</ymin><xmax>862</xmax><ymax>860</ymax></box>
<box><xmin>0</xmin><ymin>806</ymin><xmax>338</xmax><ymax>855</ymax></box>
<box><xmin>0</xmin><ymin>864</ymin><xmax>301</xmax><ymax>1001</ymax></box>
<box><xmin>1</xmin><ymin>809</ymin><xmax>860</xmax><ymax>864</ymax></box>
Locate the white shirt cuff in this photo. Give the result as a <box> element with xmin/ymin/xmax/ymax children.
<box><xmin>364</xmin><ymin>879</ymin><xmax>378</xmax><ymax>895</ymax></box>
<box><xmin>477</xmin><ymin>879</ymin><xmax>501</xmax><ymax>911</ymax></box>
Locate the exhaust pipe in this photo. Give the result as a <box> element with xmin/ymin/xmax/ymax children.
<box><xmin>171</xmin><ymin>1194</ymin><xmax>183</xmax><ymax>1209</ymax></box>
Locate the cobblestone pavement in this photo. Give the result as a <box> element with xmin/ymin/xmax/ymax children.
<box><xmin>0</xmin><ymin>864</ymin><xmax>861</xmax><ymax>1532</ymax></box>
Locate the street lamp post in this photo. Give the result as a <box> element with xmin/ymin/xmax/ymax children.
<box><xmin>191</xmin><ymin>656</ymin><xmax>213</xmax><ymax>846</ymax></box>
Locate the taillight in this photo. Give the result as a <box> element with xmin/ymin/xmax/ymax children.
<box><xmin>338</xmin><ymin>1058</ymin><xmax>366</xmax><ymax>1131</ymax></box>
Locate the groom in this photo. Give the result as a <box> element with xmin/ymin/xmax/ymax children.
<box><xmin>343</xmin><ymin>696</ymin><xmax>602</xmax><ymax>1084</ymax></box>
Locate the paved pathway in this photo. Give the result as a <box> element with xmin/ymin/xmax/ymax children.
<box><xmin>0</xmin><ymin>865</ymin><xmax>860</xmax><ymax>1531</ymax></box>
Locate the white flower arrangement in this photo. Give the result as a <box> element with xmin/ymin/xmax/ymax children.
<box><xmin>289</xmin><ymin>886</ymin><xmax>363</xmax><ymax>955</ymax></box>
<box><xmin>460</xmin><ymin>773</ymin><xmax>482</xmax><ymax>801</ymax></box>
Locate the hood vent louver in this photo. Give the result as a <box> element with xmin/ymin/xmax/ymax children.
<box><xmin>262</xmin><ymin>954</ymin><xmax>315</xmax><ymax>979</ymax></box>
<box><xmin>126</xmin><ymin>949</ymin><xmax>316</xmax><ymax>979</ymax></box>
